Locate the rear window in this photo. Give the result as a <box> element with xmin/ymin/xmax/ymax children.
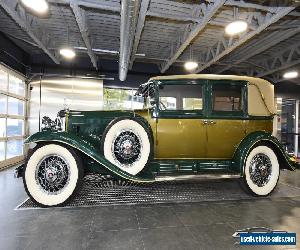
<box><xmin>212</xmin><ymin>85</ymin><xmax>243</xmax><ymax>112</ymax></box>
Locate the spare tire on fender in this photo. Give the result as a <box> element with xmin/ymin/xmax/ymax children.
<box><xmin>101</xmin><ymin>118</ymin><xmax>153</xmax><ymax>175</ymax></box>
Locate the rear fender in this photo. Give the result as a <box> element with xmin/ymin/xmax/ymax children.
<box><xmin>233</xmin><ymin>131</ymin><xmax>296</xmax><ymax>176</ymax></box>
<box><xmin>25</xmin><ymin>132</ymin><xmax>154</xmax><ymax>183</ymax></box>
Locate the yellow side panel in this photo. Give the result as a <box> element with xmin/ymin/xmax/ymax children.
<box><xmin>136</xmin><ymin>110</ymin><xmax>273</xmax><ymax>160</ymax></box>
<box><xmin>206</xmin><ymin>120</ymin><xmax>246</xmax><ymax>159</ymax></box>
<box><xmin>246</xmin><ymin>120</ymin><xmax>273</xmax><ymax>134</ymax></box>
<box><xmin>156</xmin><ymin>119</ymin><xmax>206</xmax><ymax>159</ymax></box>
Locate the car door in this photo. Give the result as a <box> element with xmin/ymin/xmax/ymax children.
<box><xmin>206</xmin><ymin>80</ymin><xmax>248</xmax><ymax>159</ymax></box>
<box><xmin>154</xmin><ymin>80</ymin><xmax>207</xmax><ymax>160</ymax></box>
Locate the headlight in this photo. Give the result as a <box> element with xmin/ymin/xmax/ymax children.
<box><xmin>41</xmin><ymin>110</ymin><xmax>66</xmax><ymax>132</ymax></box>
<box><xmin>42</xmin><ymin>116</ymin><xmax>56</xmax><ymax>131</ymax></box>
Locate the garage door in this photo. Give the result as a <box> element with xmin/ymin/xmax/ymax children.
<box><xmin>0</xmin><ymin>64</ymin><xmax>27</xmax><ymax>170</ymax></box>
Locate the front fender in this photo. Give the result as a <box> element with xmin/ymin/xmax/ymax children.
<box><xmin>233</xmin><ymin>131</ymin><xmax>297</xmax><ymax>175</ymax></box>
<box><xmin>25</xmin><ymin>132</ymin><xmax>154</xmax><ymax>183</ymax></box>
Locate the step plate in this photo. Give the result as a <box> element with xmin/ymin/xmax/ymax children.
<box><xmin>16</xmin><ymin>173</ymin><xmax>300</xmax><ymax>210</ymax></box>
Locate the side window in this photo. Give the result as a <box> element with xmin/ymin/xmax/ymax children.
<box><xmin>212</xmin><ymin>84</ymin><xmax>243</xmax><ymax>112</ymax></box>
<box><xmin>159</xmin><ymin>84</ymin><xmax>203</xmax><ymax>111</ymax></box>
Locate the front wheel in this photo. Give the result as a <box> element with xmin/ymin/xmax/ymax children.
<box><xmin>23</xmin><ymin>144</ymin><xmax>83</xmax><ymax>207</ymax></box>
<box><xmin>242</xmin><ymin>145</ymin><xmax>280</xmax><ymax>196</ymax></box>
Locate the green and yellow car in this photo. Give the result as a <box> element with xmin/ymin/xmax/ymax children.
<box><xmin>20</xmin><ymin>74</ymin><xmax>299</xmax><ymax>207</ymax></box>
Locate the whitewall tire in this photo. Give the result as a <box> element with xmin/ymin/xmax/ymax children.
<box><xmin>24</xmin><ymin>144</ymin><xmax>83</xmax><ymax>207</ymax></box>
<box><xmin>243</xmin><ymin>145</ymin><xmax>279</xmax><ymax>196</ymax></box>
<box><xmin>102</xmin><ymin>119</ymin><xmax>151</xmax><ymax>175</ymax></box>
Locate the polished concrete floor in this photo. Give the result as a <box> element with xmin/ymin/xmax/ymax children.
<box><xmin>1</xmin><ymin>167</ymin><xmax>300</xmax><ymax>250</ymax></box>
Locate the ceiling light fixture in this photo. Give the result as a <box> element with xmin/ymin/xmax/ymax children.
<box><xmin>184</xmin><ymin>61</ymin><xmax>198</xmax><ymax>71</ymax></box>
<box><xmin>59</xmin><ymin>48</ymin><xmax>76</xmax><ymax>59</ymax></box>
<box><xmin>225</xmin><ymin>20</ymin><xmax>248</xmax><ymax>36</ymax></box>
<box><xmin>283</xmin><ymin>71</ymin><xmax>298</xmax><ymax>79</ymax></box>
<box><xmin>20</xmin><ymin>0</ymin><xmax>49</xmax><ymax>14</ymax></box>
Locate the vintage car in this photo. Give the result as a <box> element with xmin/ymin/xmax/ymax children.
<box><xmin>19</xmin><ymin>74</ymin><xmax>299</xmax><ymax>207</ymax></box>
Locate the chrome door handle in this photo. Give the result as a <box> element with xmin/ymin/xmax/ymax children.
<box><xmin>202</xmin><ymin>120</ymin><xmax>216</xmax><ymax>125</ymax></box>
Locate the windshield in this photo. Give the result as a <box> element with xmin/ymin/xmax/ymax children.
<box><xmin>104</xmin><ymin>88</ymin><xmax>144</xmax><ymax>110</ymax></box>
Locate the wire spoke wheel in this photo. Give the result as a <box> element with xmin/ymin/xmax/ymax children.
<box><xmin>112</xmin><ymin>129</ymin><xmax>142</xmax><ymax>166</ymax></box>
<box><xmin>249</xmin><ymin>153</ymin><xmax>272</xmax><ymax>187</ymax></box>
<box><xmin>36</xmin><ymin>154</ymin><xmax>71</xmax><ymax>195</ymax></box>
<box><xmin>103</xmin><ymin>119</ymin><xmax>151</xmax><ymax>175</ymax></box>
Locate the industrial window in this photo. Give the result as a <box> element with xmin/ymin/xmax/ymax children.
<box><xmin>0</xmin><ymin>65</ymin><xmax>26</xmax><ymax>169</ymax></box>
<box><xmin>212</xmin><ymin>84</ymin><xmax>242</xmax><ymax>112</ymax></box>
<box><xmin>103</xmin><ymin>88</ymin><xmax>144</xmax><ymax>110</ymax></box>
<box><xmin>159</xmin><ymin>84</ymin><xmax>203</xmax><ymax>111</ymax></box>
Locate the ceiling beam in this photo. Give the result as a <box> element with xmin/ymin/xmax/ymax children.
<box><xmin>265</xmin><ymin>73</ymin><xmax>300</xmax><ymax>84</ymax></box>
<box><xmin>224</xmin><ymin>0</ymin><xmax>278</xmax><ymax>13</ymax></box>
<box><xmin>119</xmin><ymin>0</ymin><xmax>141</xmax><ymax>81</ymax></box>
<box><xmin>275</xmin><ymin>77</ymin><xmax>300</xmax><ymax>84</ymax></box>
<box><xmin>195</xmin><ymin>6</ymin><xmax>294</xmax><ymax>73</ymax></box>
<box><xmin>146</xmin><ymin>11</ymin><xmax>201</xmax><ymax>23</ymax></box>
<box><xmin>216</xmin><ymin>23</ymin><xmax>300</xmax><ymax>73</ymax></box>
<box><xmin>160</xmin><ymin>0</ymin><xmax>225</xmax><ymax>73</ymax></box>
<box><xmin>70</xmin><ymin>0</ymin><xmax>98</xmax><ymax>69</ymax></box>
<box><xmin>48</xmin><ymin>0</ymin><xmax>300</xmax><ymax>17</ymax></box>
<box><xmin>255</xmin><ymin>42</ymin><xmax>300</xmax><ymax>77</ymax></box>
<box><xmin>0</xmin><ymin>0</ymin><xmax>59</xmax><ymax>64</ymax></box>
<box><xmin>49</xmin><ymin>0</ymin><xmax>120</xmax><ymax>12</ymax></box>
<box><xmin>129</xmin><ymin>0</ymin><xmax>151</xmax><ymax>70</ymax></box>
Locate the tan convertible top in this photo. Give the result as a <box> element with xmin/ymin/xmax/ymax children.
<box><xmin>151</xmin><ymin>74</ymin><xmax>268</xmax><ymax>83</ymax></box>
<box><xmin>150</xmin><ymin>74</ymin><xmax>275</xmax><ymax>116</ymax></box>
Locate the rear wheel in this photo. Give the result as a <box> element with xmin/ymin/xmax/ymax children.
<box><xmin>23</xmin><ymin>144</ymin><xmax>83</xmax><ymax>207</ymax></box>
<box><xmin>102</xmin><ymin>118</ymin><xmax>151</xmax><ymax>175</ymax></box>
<box><xmin>242</xmin><ymin>145</ymin><xmax>279</xmax><ymax>196</ymax></box>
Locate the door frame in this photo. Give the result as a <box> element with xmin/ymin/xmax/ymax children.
<box><xmin>152</xmin><ymin>79</ymin><xmax>207</xmax><ymax>160</ymax></box>
<box><xmin>153</xmin><ymin>79</ymin><xmax>206</xmax><ymax>119</ymax></box>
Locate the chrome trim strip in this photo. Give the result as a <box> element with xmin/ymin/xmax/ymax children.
<box><xmin>155</xmin><ymin>174</ymin><xmax>240</xmax><ymax>182</ymax></box>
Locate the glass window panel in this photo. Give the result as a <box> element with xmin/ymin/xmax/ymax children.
<box><xmin>212</xmin><ymin>84</ymin><xmax>242</xmax><ymax>112</ymax></box>
<box><xmin>160</xmin><ymin>97</ymin><xmax>177</xmax><ymax>110</ymax></box>
<box><xmin>9</xmin><ymin>75</ymin><xmax>25</xmax><ymax>96</ymax></box>
<box><xmin>0</xmin><ymin>118</ymin><xmax>6</xmax><ymax>137</ymax></box>
<box><xmin>0</xmin><ymin>141</ymin><xmax>5</xmax><ymax>161</ymax></box>
<box><xmin>6</xmin><ymin>139</ymin><xmax>23</xmax><ymax>159</ymax></box>
<box><xmin>183</xmin><ymin>98</ymin><xmax>203</xmax><ymax>110</ymax></box>
<box><xmin>0</xmin><ymin>69</ymin><xmax>8</xmax><ymax>92</ymax></box>
<box><xmin>8</xmin><ymin>97</ymin><xmax>24</xmax><ymax>116</ymax></box>
<box><xmin>159</xmin><ymin>84</ymin><xmax>203</xmax><ymax>111</ymax></box>
<box><xmin>103</xmin><ymin>88</ymin><xmax>143</xmax><ymax>110</ymax></box>
<box><xmin>128</xmin><ymin>95</ymin><xmax>144</xmax><ymax>109</ymax></box>
<box><xmin>0</xmin><ymin>94</ymin><xmax>7</xmax><ymax>114</ymax></box>
<box><xmin>7</xmin><ymin>119</ymin><xmax>23</xmax><ymax>137</ymax></box>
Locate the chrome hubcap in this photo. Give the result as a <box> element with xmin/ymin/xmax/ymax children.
<box><xmin>112</xmin><ymin>130</ymin><xmax>142</xmax><ymax>166</ymax></box>
<box><xmin>36</xmin><ymin>155</ymin><xmax>70</xmax><ymax>195</ymax></box>
<box><xmin>249</xmin><ymin>153</ymin><xmax>272</xmax><ymax>187</ymax></box>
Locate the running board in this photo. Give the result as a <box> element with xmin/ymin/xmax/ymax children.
<box><xmin>155</xmin><ymin>174</ymin><xmax>241</xmax><ymax>182</ymax></box>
